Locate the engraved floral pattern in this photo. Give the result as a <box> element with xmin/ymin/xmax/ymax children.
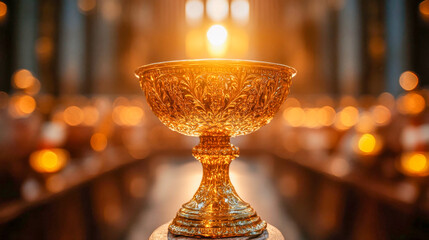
<box><xmin>136</xmin><ymin>60</ymin><xmax>295</xmax><ymax>137</ymax></box>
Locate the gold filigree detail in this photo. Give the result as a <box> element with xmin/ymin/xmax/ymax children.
<box><xmin>136</xmin><ymin>59</ymin><xmax>296</xmax><ymax>238</ymax></box>
<box><xmin>136</xmin><ymin>60</ymin><xmax>295</xmax><ymax>137</ymax></box>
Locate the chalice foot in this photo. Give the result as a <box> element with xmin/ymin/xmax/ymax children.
<box><xmin>150</xmin><ymin>223</ymin><xmax>286</xmax><ymax>240</ymax></box>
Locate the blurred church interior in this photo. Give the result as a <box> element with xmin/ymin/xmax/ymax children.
<box><xmin>0</xmin><ymin>0</ymin><xmax>429</xmax><ymax>239</ymax></box>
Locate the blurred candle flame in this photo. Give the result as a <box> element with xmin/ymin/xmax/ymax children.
<box><xmin>8</xmin><ymin>94</ymin><xmax>36</xmax><ymax>118</ymax></box>
<box><xmin>334</xmin><ymin>106</ymin><xmax>359</xmax><ymax>130</ymax></box>
<box><xmin>82</xmin><ymin>106</ymin><xmax>100</xmax><ymax>126</ymax></box>
<box><xmin>30</xmin><ymin>149</ymin><xmax>69</xmax><ymax>173</ymax></box>
<box><xmin>419</xmin><ymin>0</ymin><xmax>429</xmax><ymax>21</ymax></box>
<box><xmin>13</xmin><ymin>69</ymin><xmax>34</xmax><ymax>89</ymax></box>
<box><xmin>63</xmin><ymin>106</ymin><xmax>84</xmax><ymax>126</ymax></box>
<box><xmin>112</xmin><ymin>103</ymin><xmax>144</xmax><ymax>127</ymax></box>
<box><xmin>353</xmin><ymin>133</ymin><xmax>382</xmax><ymax>156</ymax></box>
<box><xmin>355</xmin><ymin>112</ymin><xmax>376</xmax><ymax>133</ymax></box>
<box><xmin>207</xmin><ymin>24</ymin><xmax>228</xmax><ymax>56</ymax></box>
<box><xmin>397</xmin><ymin>92</ymin><xmax>426</xmax><ymax>115</ymax></box>
<box><xmin>91</xmin><ymin>133</ymin><xmax>108</xmax><ymax>152</ymax></box>
<box><xmin>0</xmin><ymin>1</ymin><xmax>7</xmax><ymax>20</ymax></box>
<box><xmin>358</xmin><ymin>134</ymin><xmax>376</xmax><ymax>154</ymax></box>
<box><xmin>317</xmin><ymin>106</ymin><xmax>336</xmax><ymax>127</ymax></box>
<box><xmin>303</xmin><ymin>108</ymin><xmax>320</xmax><ymax>128</ymax></box>
<box><xmin>283</xmin><ymin>107</ymin><xmax>305</xmax><ymax>127</ymax></box>
<box><xmin>400</xmin><ymin>152</ymin><xmax>429</xmax><ymax>177</ymax></box>
<box><xmin>370</xmin><ymin>105</ymin><xmax>391</xmax><ymax>126</ymax></box>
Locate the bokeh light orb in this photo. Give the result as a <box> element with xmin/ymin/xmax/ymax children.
<box><xmin>399</xmin><ymin>71</ymin><xmax>418</xmax><ymax>91</ymax></box>
<box><xmin>30</xmin><ymin>149</ymin><xmax>69</xmax><ymax>173</ymax></box>
<box><xmin>8</xmin><ymin>94</ymin><xmax>36</xmax><ymax>118</ymax></box>
<box><xmin>400</xmin><ymin>152</ymin><xmax>429</xmax><ymax>177</ymax></box>
<box><xmin>207</xmin><ymin>24</ymin><xmax>228</xmax><ymax>46</ymax></box>
<box><xmin>63</xmin><ymin>106</ymin><xmax>84</xmax><ymax>126</ymax></box>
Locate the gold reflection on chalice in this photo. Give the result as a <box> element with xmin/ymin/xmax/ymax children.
<box><xmin>135</xmin><ymin>59</ymin><xmax>296</xmax><ymax>238</ymax></box>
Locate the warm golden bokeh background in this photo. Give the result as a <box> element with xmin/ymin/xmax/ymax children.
<box><xmin>0</xmin><ymin>0</ymin><xmax>429</xmax><ymax>239</ymax></box>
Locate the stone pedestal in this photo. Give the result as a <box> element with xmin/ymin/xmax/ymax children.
<box><xmin>149</xmin><ymin>223</ymin><xmax>285</xmax><ymax>240</ymax></box>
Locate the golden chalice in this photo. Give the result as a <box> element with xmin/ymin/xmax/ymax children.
<box><xmin>135</xmin><ymin>59</ymin><xmax>296</xmax><ymax>238</ymax></box>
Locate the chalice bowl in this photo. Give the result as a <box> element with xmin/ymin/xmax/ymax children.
<box><xmin>135</xmin><ymin>59</ymin><xmax>296</xmax><ymax>238</ymax></box>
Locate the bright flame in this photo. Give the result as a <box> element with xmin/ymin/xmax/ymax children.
<box><xmin>399</xmin><ymin>71</ymin><xmax>418</xmax><ymax>91</ymax></box>
<box><xmin>207</xmin><ymin>25</ymin><xmax>228</xmax><ymax>46</ymax></box>
<box><xmin>397</xmin><ymin>92</ymin><xmax>426</xmax><ymax>115</ymax></box>
<box><xmin>8</xmin><ymin>95</ymin><xmax>36</xmax><ymax>118</ymax></box>
<box><xmin>90</xmin><ymin>133</ymin><xmax>108</xmax><ymax>152</ymax></box>
<box><xmin>400</xmin><ymin>152</ymin><xmax>429</xmax><ymax>176</ymax></box>
<box><xmin>206</xmin><ymin>0</ymin><xmax>229</xmax><ymax>22</ymax></box>
<box><xmin>231</xmin><ymin>0</ymin><xmax>249</xmax><ymax>24</ymax></box>
<box><xmin>63</xmin><ymin>106</ymin><xmax>84</xmax><ymax>126</ymax></box>
<box><xmin>207</xmin><ymin>24</ymin><xmax>228</xmax><ymax>56</ymax></box>
<box><xmin>29</xmin><ymin>149</ymin><xmax>69</xmax><ymax>173</ymax></box>
<box><xmin>186</xmin><ymin>0</ymin><xmax>204</xmax><ymax>24</ymax></box>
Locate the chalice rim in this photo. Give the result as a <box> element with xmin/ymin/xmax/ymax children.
<box><xmin>135</xmin><ymin>58</ymin><xmax>297</xmax><ymax>77</ymax></box>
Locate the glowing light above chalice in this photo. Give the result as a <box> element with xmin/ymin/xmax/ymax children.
<box><xmin>135</xmin><ymin>59</ymin><xmax>296</xmax><ymax>238</ymax></box>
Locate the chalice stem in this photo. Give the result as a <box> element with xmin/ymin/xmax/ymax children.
<box><xmin>168</xmin><ymin>136</ymin><xmax>266</xmax><ymax>237</ymax></box>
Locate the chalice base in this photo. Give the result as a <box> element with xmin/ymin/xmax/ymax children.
<box><xmin>150</xmin><ymin>223</ymin><xmax>284</xmax><ymax>240</ymax></box>
<box><xmin>169</xmin><ymin>203</ymin><xmax>266</xmax><ymax>237</ymax></box>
